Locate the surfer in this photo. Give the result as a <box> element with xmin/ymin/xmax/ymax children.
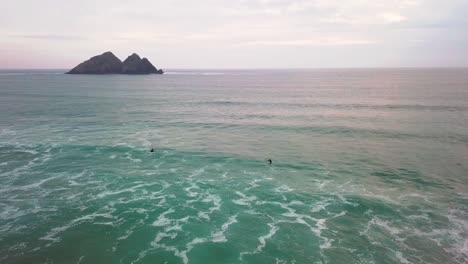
<box><xmin>150</xmin><ymin>148</ymin><xmax>154</xmax><ymax>153</ymax></box>
<box><xmin>267</xmin><ymin>159</ymin><xmax>272</xmax><ymax>164</ymax></box>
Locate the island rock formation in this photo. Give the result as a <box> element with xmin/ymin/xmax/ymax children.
<box><xmin>122</xmin><ymin>53</ymin><xmax>163</xmax><ymax>74</ymax></box>
<box><xmin>67</xmin><ymin>52</ymin><xmax>163</xmax><ymax>74</ymax></box>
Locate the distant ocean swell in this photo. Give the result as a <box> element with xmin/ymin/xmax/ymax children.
<box><xmin>200</xmin><ymin>101</ymin><xmax>468</xmax><ymax>112</ymax></box>
<box><xmin>1</xmin><ymin>69</ymin><xmax>467</xmax><ymax>263</ymax></box>
<box><xmin>159</xmin><ymin>122</ymin><xmax>468</xmax><ymax>145</ymax></box>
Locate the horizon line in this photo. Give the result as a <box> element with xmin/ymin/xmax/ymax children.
<box><xmin>1</xmin><ymin>66</ymin><xmax>468</xmax><ymax>71</ymax></box>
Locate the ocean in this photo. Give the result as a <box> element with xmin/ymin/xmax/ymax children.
<box><xmin>0</xmin><ymin>69</ymin><xmax>467</xmax><ymax>264</ymax></box>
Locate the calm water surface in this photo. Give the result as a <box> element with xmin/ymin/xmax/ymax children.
<box><xmin>0</xmin><ymin>69</ymin><xmax>467</xmax><ymax>263</ymax></box>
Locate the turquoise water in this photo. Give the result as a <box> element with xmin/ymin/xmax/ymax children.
<box><xmin>0</xmin><ymin>69</ymin><xmax>467</xmax><ymax>264</ymax></box>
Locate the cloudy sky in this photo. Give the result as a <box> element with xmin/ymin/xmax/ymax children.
<box><xmin>1</xmin><ymin>0</ymin><xmax>467</xmax><ymax>68</ymax></box>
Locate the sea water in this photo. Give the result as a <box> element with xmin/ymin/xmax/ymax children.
<box><xmin>0</xmin><ymin>69</ymin><xmax>467</xmax><ymax>263</ymax></box>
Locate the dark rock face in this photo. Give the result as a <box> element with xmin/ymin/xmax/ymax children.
<box><xmin>122</xmin><ymin>53</ymin><xmax>162</xmax><ymax>74</ymax></box>
<box><xmin>122</xmin><ymin>53</ymin><xmax>143</xmax><ymax>74</ymax></box>
<box><xmin>67</xmin><ymin>52</ymin><xmax>123</xmax><ymax>74</ymax></box>
<box><xmin>67</xmin><ymin>52</ymin><xmax>164</xmax><ymax>74</ymax></box>
<box><xmin>142</xmin><ymin>58</ymin><xmax>164</xmax><ymax>74</ymax></box>
<box><xmin>139</xmin><ymin>58</ymin><xmax>160</xmax><ymax>74</ymax></box>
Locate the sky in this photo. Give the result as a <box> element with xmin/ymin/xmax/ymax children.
<box><xmin>1</xmin><ymin>0</ymin><xmax>468</xmax><ymax>69</ymax></box>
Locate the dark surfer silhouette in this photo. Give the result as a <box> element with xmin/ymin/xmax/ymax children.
<box><xmin>267</xmin><ymin>159</ymin><xmax>272</xmax><ymax>164</ymax></box>
<box><xmin>150</xmin><ymin>148</ymin><xmax>154</xmax><ymax>153</ymax></box>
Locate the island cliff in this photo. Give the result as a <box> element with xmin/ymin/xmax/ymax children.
<box><xmin>67</xmin><ymin>52</ymin><xmax>163</xmax><ymax>74</ymax></box>
<box><xmin>122</xmin><ymin>53</ymin><xmax>163</xmax><ymax>74</ymax></box>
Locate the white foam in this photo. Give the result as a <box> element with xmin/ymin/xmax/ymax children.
<box><xmin>157</xmin><ymin>196</ymin><xmax>167</xmax><ymax>207</ymax></box>
<box><xmin>320</xmin><ymin>237</ymin><xmax>333</xmax><ymax>249</ymax></box>
<box><xmin>0</xmin><ymin>205</ymin><xmax>22</xmax><ymax>220</ymax></box>
<box><xmin>135</xmin><ymin>208</ymin><xmax>148</xmax><ymax>214</ymax></box>
<box><xmin>72</xmin><ymin>212</ymin><xmax>115</xmax><ymax>223</ymax></box>
<box><xmin>21</xmin><ymin>149</ymin><xmax>38</xmax><ymax>155</ymax></box>
<box><xmin>68</xmin><ymin>180</ymin><xmax>81</xmax><ymax>186</ymax></box>
<box><xmin>152</xmin><ymin>231</ymin><xmax>204</xmax><ymax>264</ymax></box>
<box><xmin>117</xmin><ymin>230</ymin><xmax>133</xmax><ymax>241</ymax></box>
<box><xmin>93</xmin><ymin>221</ymin><xmax>115</xmax><ymax>226</ymax></box>
<box><xmin>240</xmin><ymin>222</ymin><xmax>280</xmax><ymax>260</ymax></box>
<box><xmin>197</xmin><ymin>211</ymin><xmax>209</xmax><ymax>220</ymax></box>
<box><xmin>369</xmin><ymin>217</ymin><xmax>401</xmax><ymax>236</ymax></box>
<box><xmin>266</xmin><ymin>199</ymin><xmax>346</xmax><ymax>251</ymax></box>
<box><xmin>309</xmin><ymin>218</ymin><xmax>336</xmax><ymax>250</ymax></box>
<box><xmin>189</xmin><ymin>167</ymin><xmax>206</xmax><ymax>179</ymax></box>
<box><xmin>152</xmin><ymin>208</ymin><xmax>175</xmax><ymax>227</ymax></box>
<box><xmin>166</xmin><ymin>216</ymin><xmax>190</xmax><ymax>232</ymax></box>
<box><xmin>8</xmin><ymin>242</ymin><xmax>27</xmax><ymax>251</ymax></box>
<box><xmin>41</xmin><ymin>212</ymin><xmax>115</xmax><ymax>243</ymax></box>
<box><xmin>129</xmin><ymin>248</ymin><xmax>153</xmax><ymax>264</ymax></box>
<box><xmin>310</xmin><ymin>199</ymin><xmax>332</xmax><ymax>213</ymax></box>
<box><xmin>407</xmin><ymin>213</ymin><xmax>430</xmax><ymax>221</ymax></box>
<box><xmin>0</xmin><ymin>128</ymin><xmax>16</xmax><ymax>135</ymax></box>
<box><xmin>41</xmin><ymin>224</ymin><xmax>72</xmax><ymax>243</ymax></box>
<box><xmin>69</xmin><ymin>170</ymin><xmax>90</xmax><ymax>180</ymax></box>
<box><xmin>395</xmin><ymin>251</ymin><xmax>412</xmax><ymax>264</ymax></box>
<box><xmin>17</xmin><ymin>175</ymin><xmax>60</xmax><ymax>190</ymax></box>
<box><xmin>150</xmin><ymin>213</ymin><xmax>238</xmax><ymax>264</ymax></box>
<box><xmin>245</xmin><ymin>179</ymin><xmax>262</xmax><ymax>191</ymax></box>
<box><xmin>197</xmin><ymin>193</ymin><xmax>222</xmax><ymax>220</ymax></box>
<box><xmin>441</xmin><ymin>208</ymin><xmax>468</xmax><ymax>263</ymax></box>
<box><xmin>211</xmin><ymin>215</ymin><xmax>238</xmax><ymax>243</ymax></box>
<box><xmin>152</xmin><ymin>231</ymin><xmax>177</xmax><ymax>246</ymax></box>
<box><xmin>233</xmin><ymin>191</ymin><xmax>257</xmax><ymax>206</ymax></box>
<box><xmin>275</xmin><ymin>185</ymin><xmax>294</xmax><ymax>193</ymax></box>
<box><xmin>97</xmin><ymin>182</ymin><xmax>159</xmax><ymax>198</ymax></box>
<box><xmin>289</xmin><ymin>200</ymin><xmax>304</xmax><ymax>206</ymax></box>
<box><xmin>184</xmin><ymin>182</ymin><xmax>199</xmax><ymax>197</ymax></box>
<box><xmin>257</xmin><ymin>223</ymin><xmax>279</xmax><ymax>252</ymax></box>
<box><xmin>275</xmin><ymin>258</ymin><xmax>288</xmax><ymax>264</ymax></box>
<box><xmin>124</xmin><ymin>152</ymin><xmax>142</xmax><ymax>163</ymax></box>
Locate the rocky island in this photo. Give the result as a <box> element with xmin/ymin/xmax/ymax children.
<box><xmin>67</xmin><ymin>51</ymin><xmax>163</xmax><ymax>74</ymax></box>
